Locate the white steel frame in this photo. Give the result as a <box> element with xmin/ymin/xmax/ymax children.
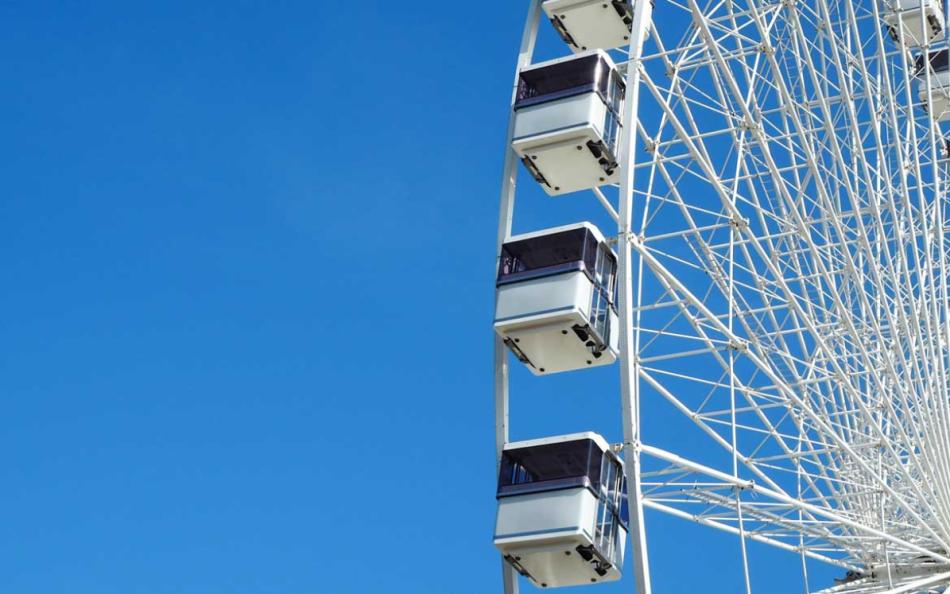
<box><xmin>493</xmin><ymin>0</ymin><xmax>950</xmax><ymax>592</ymax></box>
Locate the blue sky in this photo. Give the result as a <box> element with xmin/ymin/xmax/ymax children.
<box><xmin>0</xmin><ymin>3</ymin><xmax>841</xmax><ymax>593</ymax></box>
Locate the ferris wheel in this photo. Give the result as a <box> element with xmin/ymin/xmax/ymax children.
<box><xmin>490</xmin><ymin>0</ymin><xmax>950</xmax><ymax>592</ymax></box>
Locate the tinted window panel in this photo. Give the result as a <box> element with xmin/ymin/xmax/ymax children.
<box><xmin>516</xmin><ymin>55</ymin><xmax>601</xmax><ymax>104</ymax></box>
<box><xmin>498</xmin><ymin>228</ymin><xmax>592</xmax><ymax>280</ymax></box>
<box><xmin>916</xmin><ymin>49</ymin><xmax>950</xmax><ymax>75</ymax></box>
<box><xmin>499</xmin><ymin>438</ymin><xmax>603</xmax><ymax>488</ymax></box>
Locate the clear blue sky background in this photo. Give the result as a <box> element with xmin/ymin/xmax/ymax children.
<box><xmin>1</xmin><ymin>3</ymin><xmax>842</xmax><ymax>593</ymax></box>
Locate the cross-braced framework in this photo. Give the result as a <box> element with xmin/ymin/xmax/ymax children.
<box><xmin>493</xmin><ymin>0</ymin><xmax>950</xmax><ymax>592</ymax></box>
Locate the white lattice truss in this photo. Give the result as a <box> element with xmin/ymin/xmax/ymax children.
<box><xmin>492</xmin><ymin>0</ymin><xmax>950</xmax><ymax>591</ymax></box>
<box><xmin>606</xmin><ymin>0</ymin><xmax>950</xmax><ymax>592</ymax></box>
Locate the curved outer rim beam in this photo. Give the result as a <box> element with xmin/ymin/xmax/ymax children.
<box><xmin>492</xmin><ymin>0</ymin><xmax>657</xmax><ymax>591</ymax></box>
<box><xmin>617</xmin><ymin>0</ymin><xmax>656</xmax><ymax>593</ymax></box>
<box><xmin>493</xmin><ymin>1</ymin><xmax>542</xmax><ymax>593</ymax></box>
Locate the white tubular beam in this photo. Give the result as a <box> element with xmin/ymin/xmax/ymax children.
<box><xmin>874</xmin><ymin>571</ymin><xmax>950</xmax><ymax>594</ymax></box>
<box><xmin>491</xmin><ymin>0</ymin><xmax>950</xmax><ymax>587</ymax></box>
<box><xmin>641</xmin><ymin>499</ymin><xmax>858</xmax><ymax>571</ymax></box>
<box><xmin>617</xmin><ymin>0</ymin><xmax>653</xmax><ymax>594</ymax></box>
<box><xmin>618</xmin><ymin>0</ymin><xmax>655</xmax><ymax>593</ymax></box>
<box><xmin>593</xmin><ymin>187</ymin><xmax>621</xmax><ymax>223</ymax></box>
<box><xmin>493</xmin><ymin>1</ymin><xmax>542</xmax><ymax>592</ymax></box>
<box><xmin>602</xmin><ymin>0</ymin><xmax>950</xmax><ymax>586</ymax></box>
<box><xmin>640</xmin><ymin>445</ymin><xmax>950</xmax><ymax>564</ymax></box>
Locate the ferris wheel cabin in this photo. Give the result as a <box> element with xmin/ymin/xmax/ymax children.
<box><xmin>494</xmin><ymin>432</ymin><xmax>628</xmax><ymax>588</ymax></box>
<box><xmin>494</xmin><ymin>223</ymin><xmax>619</xmax><ymax>375</ymax></box>
<box><xmin>542</xmin><ymin>0</ymin><xmax>634</xmax><ymax>52</ymax></box>
<box><xmin>885</xmin><ymin>0</ymin><xmax>945</xmax><ymax>48</ymax></box>
<box><xmin>916</xmin><ymin>49</ymin><xmax>950</xmax><ymax>121</ymax></box>
<box><xmin>512</xmin><ymin>51</ymin><xmax>625</xmax><ymax>196</ymax></box>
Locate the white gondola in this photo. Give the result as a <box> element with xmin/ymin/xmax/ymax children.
<box><xmin>884</xmin><ymin>0</ymin><xmax>945</xmax><ymax>48</ymax></box>
<box><xmin>494</xmin><ymin>222</ymin><xmax>618</xmax><ymax>375</ymax></box>
<box><xmin>542</xmin><ymin>0</ymin><xmax>634</xmax><ymax>52</ymax></box>
<box><xmin>512</xmin><ymin>51</ymin><xmax>624</xmax><ymax>196</ymax></box>
<box><xmin>917</xmin><ymin>49</ymin><xmax>950</xmax><ymax>121</ymax></box>
<box><xmin>494</xmin><ymin>432</ymin><xmax>628</xmax><ymax>588</ymax></box>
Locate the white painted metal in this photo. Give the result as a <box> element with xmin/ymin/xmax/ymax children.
<box><xmin>513</xmin><ymin>93</ymin><xmax>609</xmax><ymax>141</ymax></box>
<box><xmin>494</xmin><ymin>223</ymin><xmax>619</xmax><ymax>375</ymax></box>
<box><xmin>494</xmin><ymin>433</ymin><xmax>628</xmax><ymax>588</ymax></box>
<box><xmin>494</xmin><ymin>2</ymin><xmax>542</xmax><ymax>593</ymax></box>
<box><xmin>616</xmin><ymin>0</ymin><xmax>654</xmax><ymax>592</ymax></box>
<box><xmin>505</xmin><ymin>431</ymin><xmax>613</xmax><ymax>451</ymax></box>
<box><xmin>542</xmin><ymin>0</ymin><xmax>632</xmax><ymax>52</ymax></box>
<box><xmin>883</xmin><ymin>0</ymin><xmax>945</xmax><ymax>48</ymax></box>
<box><xmin>513</xmin><ymin>51</ymin><xmax>622</xmax><ymax>196</ymax></box>
<box><xmin>494</xmin><ymin>489</ymin><xmax>628</xmax><ymax>587</ymax></box>
<box><xmin>496</xmin><ymin>0</ymin><xmax>950</xmax><ymax>590</ymax></box>
<box><xmin>621</xmin><ymin>0</ymin><xmax>950</xmax><ymax>590</ymax></box>
<box><xmin>494</xmin><ymin>295</ymin><xmax>620</xmax><ymax>374</ymax></box>
<box><xmin>496</xmin><ymin>220</ymin><xmax>609</xmax><ymax>245</ymax></box>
